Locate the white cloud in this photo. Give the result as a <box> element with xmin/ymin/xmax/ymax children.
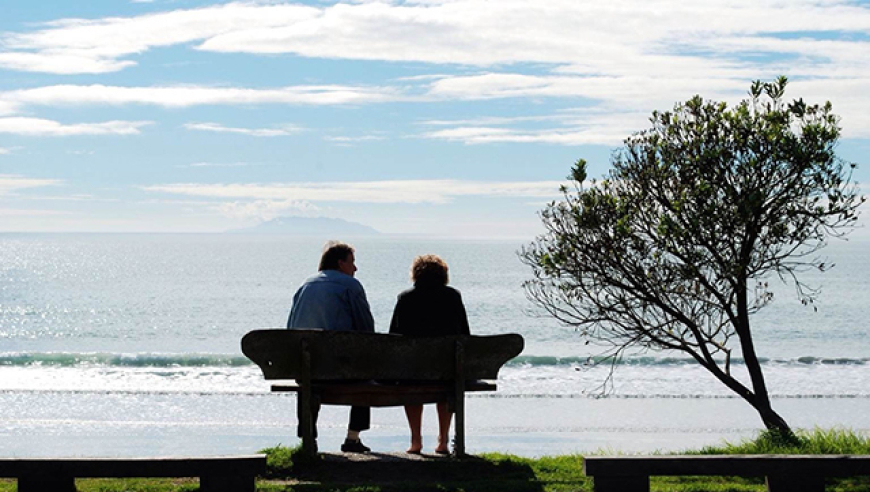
<box><xmin>1</xmin><ymin>1</ymin><xmax>869</xmax><ymax>144</ymax></box>
<box><xmin>0</xmin><ymin>147</ymin><xmax>9</xmax><ymax>155</ymax></box>
<box><xmin>184</xmin><ymin>162</ymin><xmax>261</xmax><ymax>168</ymax></box>
<box><xmin>324</xmin><ymin>135</ymin><xmax>386</xmax><ymax>142</ymax></box>
<box><xmin>0</xmin><ymin>3</ymin><xmax>320</xmax><ymax>74</ymax></box>
<box><xmin>0</xmin><ymin>174</ymin><xmax>62</xmax><ymax>195</ymax></box>
<box><xmin>420</xmin><ymin>108</ymin><xmax>650</xmax><ymax>145</ymax></box>
<box><xmin>142</xmin><ymin>179</ymin><xmax>565</xmax><ymax>204</ymax></box>
<box><xmin>0</xmin><ymin>84</ymin><xmax>407</xmax><ymax>112</ymax></box>
<box><xmin>184</xmin><ymin>122</ymin><xmax>303</xmax><ymax>137</ymax></box>
<box><xmin>0</xmin><ymin>117</ymin><xmax>152</xmax><ymax>136</ymax></box>
<box><xmin>3</xmin><ymin>0</ymin><xmax>870</xmax><ymax>75</ymax></box>
<box><xmin>0</xmin><ymin>208</ymin><xmax>74</xmax><ymax>216</ymax></box>
<box><xmin>215</xmin><ymin>199</ymin><xmax>321</xmax><ymax>221</ymax></box>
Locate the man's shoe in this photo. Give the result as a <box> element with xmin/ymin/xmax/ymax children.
<box><xmin>341</xmin><ymin>439</ymin><xmax>371</xmax><ymax>453</ymax></box>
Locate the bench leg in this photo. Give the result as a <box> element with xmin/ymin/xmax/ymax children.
<box><xmin>201</xmin><ymin>473</ymin><xmax>256</xmax><ymax>492</ymax></box>
<box><xmin>592</xmin><ymin>475</ymin><xmax>649</xmax><ymax>492</ymax></box>
<box><xmin>19</xmin><ymin>475</ymin><xmax>76</xmax><ymax>492</ymax></box>
<box><xmin>454</xmin><ymin>394</ymin><xmax>465</xmax><ymax>457</ymax></box>
<box><xmin>766</xmin><ymin>474</ymin><xmax>825</xmax><ymax>492</ymax></box>
<box><xmin>298</xmin><ymin>389</ymin><xmax>318</xmax><ymax>456</ymax></box>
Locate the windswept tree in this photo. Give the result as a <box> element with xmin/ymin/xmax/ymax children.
<box><xmin>521</xmin><ymin>77</ymin><xmax>863</xmax><ymax>433</ymax></box>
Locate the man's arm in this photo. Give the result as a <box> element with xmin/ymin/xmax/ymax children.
<box><xmin>350</xmin><ymin>287</ymin><xmax>375</xmax><ymax>333</ymax></box>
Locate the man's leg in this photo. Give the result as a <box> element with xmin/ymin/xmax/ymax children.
<box><xmin>341</xmin><ymin>406</ymin><xmax>371</xmax><ymax>453</ymax></box>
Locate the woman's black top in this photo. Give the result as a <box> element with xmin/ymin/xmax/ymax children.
<box><xmin>388</xmin><ymin>282</ymin><xmax>471</xmax><ymax>337</ymax></box>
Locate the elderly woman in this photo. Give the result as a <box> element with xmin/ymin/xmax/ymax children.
<box><xmin>389</xmin><ymin>254</ymin><xmax>470</xmax><ymax>455</ymax></box>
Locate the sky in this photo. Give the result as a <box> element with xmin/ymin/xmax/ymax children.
<box><xmin>1</xmin><ymin>0</ymin><xmax>869</xmax><ymax>238</ymax></box>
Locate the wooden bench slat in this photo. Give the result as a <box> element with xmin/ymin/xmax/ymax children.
<box><xmin>272</xmin><ymin>380</ymin><xmax>497</xmax><ymax>407</ymax></box>
<box><xmin>584</xmin><ymin>455</ymin><xmax>870</xmax><ymax>477</ymax></box>
<box><xmin>0</xmin><ymin>455</ymin><xmax>266</xmax><ymax>478</ymax></box>
<box><xmin>584</xmin><ymin>455</ymin><xmax>870</xmax><ymax>492</ymax></box>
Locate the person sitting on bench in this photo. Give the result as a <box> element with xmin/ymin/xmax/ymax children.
<box><xmin>287</xmin><ymin>240</ymin><xmax>375</xmax><ymax>453</ymax></box>
<box><xmin>389</xmin><ymin>254</ymin><xmax>471</xmax><ymax>455</ymax></box>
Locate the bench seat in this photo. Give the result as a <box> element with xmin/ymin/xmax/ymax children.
<box><xmin>271</xmin><ymin>379</ymin><xmax>497</xmax><ymax>406</ymax></box>
<box><xmin>0</xmin><ymin>455</ymin><xmax>266</xmax><ymax>492</ymax></box>
<box><xmin>584</xmin><ymin>455</ymin><xmax>870</xmax><ymax>492</ymax></box>
<box><xmin>242</xmin><ymin>329</ymin><xmax>524</xmax><ymax>456</ymax></box>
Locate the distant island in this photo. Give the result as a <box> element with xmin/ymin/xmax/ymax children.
<box><xmin>229</xmin><ymin>216</ymin><xmax>380</xmax><ymax>236</ymax></box>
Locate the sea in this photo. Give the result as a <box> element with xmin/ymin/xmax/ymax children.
<box><xmin>1</xmin><ymin>233</ymin><xmax>869</xmax><ymax>458</ymax></box>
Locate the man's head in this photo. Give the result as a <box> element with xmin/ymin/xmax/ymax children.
<box><xmin>319</xmin><ymin>241</ymin><xmax>357</xmax><ymax>277</ymax></box>
<box><xmin>410</xmin><ymin>254</ymin><xmax>449</xmax><ymax>285</ymax></box>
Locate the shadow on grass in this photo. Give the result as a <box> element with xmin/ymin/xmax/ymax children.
<box><xmin>260</xmin><ymin>447</ymin><xmax>549</xmax><ymax>492</ymax></box>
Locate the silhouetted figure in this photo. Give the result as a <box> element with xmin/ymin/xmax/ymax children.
<box><xmin>389</xmin><ymin>254</ymin><xmax>470</xmax><ymax>454</ymax></box>
<box><xmin>287</xmin><ymin>240</ymin><xmax>375</xmax><ymax>453</ymax></box>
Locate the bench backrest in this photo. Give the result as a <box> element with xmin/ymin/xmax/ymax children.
<box><xmin>242</xmin><ymin>329</ymin><xmax>524</xmax><ymax>381</ymax></box>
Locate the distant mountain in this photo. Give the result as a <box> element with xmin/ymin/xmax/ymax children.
<box><xmin>229</xmin><ymin>216</ymin><xmax>380</xmax><ymax>236</ymax></box>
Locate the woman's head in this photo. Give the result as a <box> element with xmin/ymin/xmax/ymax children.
<box><xmin>410</xmin><ymin>254</ymin><xmax>449</xmax><ymax>285</ymax></box>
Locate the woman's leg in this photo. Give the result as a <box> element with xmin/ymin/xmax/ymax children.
<box><xmin>403</xmin><ymin>405</ymin><xmax>424</xmax><ymax>453</ymax></box>
<box><xmin>435</xmin><ymin>402</ymin><xmax>452</xmax><ymax>453</ymax></box>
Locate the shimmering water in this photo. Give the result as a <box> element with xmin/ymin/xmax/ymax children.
<box><xmin>1</xmin><ymin>234</ymin><xmax>868</xmax><ymax>456</ymax></box>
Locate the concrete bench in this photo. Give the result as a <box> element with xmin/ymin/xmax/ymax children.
<box><xmin>584</xmin><ymin>454</ymin><xmax>870</xmax><ymax>492</ymax></box>
<box><xmin>0</xmin><ymin>455</ymin><xmax>266</xmax><ymax>492</ymax></box>
<box><xmin>242</xmin><ymin>329</ymin><xmax>524</xmax><ymax>456</ymax></box>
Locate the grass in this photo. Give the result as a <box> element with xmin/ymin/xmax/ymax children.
<box><xmin>0</xmin><ymin>429</ymin><xmax>868</xmax><ymax>491</ymax></box>
<box><xmin>694</xmin><ymin>428</ymin><xmax>870</xmax><ymax>455</ymax></box>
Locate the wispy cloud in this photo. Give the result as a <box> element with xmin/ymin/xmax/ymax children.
<box><xmin>0</xmin><ymin>117</ymin><xmax>152</xmax><ymax>136</ymax></box>
<box><xmin>0</xmin><ymin>174</ymin><xmax>62</xmax><ymax>195</ymax></box>
<box><xmin>0</xmin><ymin>208</ymin><xmax>74</xmax><ymax>216</ymax></box>
<box><xmin>4</xmin><ymin>1</ymin><xmax>869</xmax><ymax>74</ymax></box>
<box><xmin>0</xmin><ymin>1</ymin><xmax>869</xmax><ymax>146</ymax></box>
<box><xmin>0</xmin><ymin>84</ymin><xmax>408</xmax><ymax>114</ymax></box>
<box><xmin>142</xmin><ymin>179</ymin><xmax>565</xmax><ymax>204</ymax></box>
<box><xmin>183</xmin><ymin>122</ymin><xmax>303</xmax><ymax>137</ymax></box>
<box><xmin>420</xmin><ymin>108</ymin><xmax>649</xmax><ymax>145</ymax></box>
<box><xmin>214</xmin><ymin>199</ymin><xmax>321</xmax><ymax>221</ymax></box>
<box><xmin>183</xmin><ymin>162</ymin><xmax>262</xmax><ymax>168</ymax></box>
<box><xmin>0</xmin><ymin>147</ymin><xmax>9</xmax><ymax>155</ymax></box>
<box><xmin>323</xmin><ymin>135</ymin><xmax>386</xmax><ymax>143</ymax></box>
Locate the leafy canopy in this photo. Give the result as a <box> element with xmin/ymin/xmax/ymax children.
<box><xmin>522</xmin><ymin>77</ymin><xmax>862</xmax><ymax>394</ymax></box>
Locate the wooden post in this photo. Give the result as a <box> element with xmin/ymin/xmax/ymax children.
<box><xmin>18</xmin><ymin>475</ymin><xmax>76</xmax><ymax>492</ymax></box>
<box><xmin>766</xmin><ymin>474</ymin><xmax>826</xmax><ymax>492</ymax></box>
<box><xmin>298</xmin><ymin>339</ymin><xmax>317</xmax><ymax>456</ymax></box>
<box><xmin>454</xmin><ymin>340</ymin><xmax>466</xmax><ymax>457</ymax></box>
<box><xmin>592</xmin><ymin>475</ymin><xmax>649</xmax><ymax>492</ymax></box>
<box><xmin>201</xmin><ymin>473</ymin><xmax>256</xmax><ymax>492</ymax></box>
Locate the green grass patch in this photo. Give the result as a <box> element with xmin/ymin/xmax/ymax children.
<box><xmin>694</xmin><ymin>428</ymin><xmax>870</xmax><ymax>455</ymax></box>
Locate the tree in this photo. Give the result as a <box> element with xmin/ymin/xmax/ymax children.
<box><xmin>520</xmin><ymin>77</ymin><xmax>863</xmax><ymax>433</ymax></box>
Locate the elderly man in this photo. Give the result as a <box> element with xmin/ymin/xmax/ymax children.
<box><xmin>287</xmin><ymin>240</ymin><xmax>375</xmax><ymax>453</ymax></box>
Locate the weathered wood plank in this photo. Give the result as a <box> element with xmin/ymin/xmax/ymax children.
<box><xmin>0</xmin><ymin>455</ymin><xmax>266</xmax><ymax>478</ymax></box>
<box><xmin>583</xmin><ymin>455</ymin><xmax>870</xmax><ymax>477</ymax></box>
<box><xmin>242</xmin><ymin>330</ymin><xmax>523</xmax><ymax>381</ymax></box>
<box><xmin>272</xmin><ymin>381</ymin><xmax>496</xmax><ymax>407</ymax></box>
<box><xmin>591</xmin><ymin>475</ymin><xmax>649</xmax><ymax>492</ymax></box>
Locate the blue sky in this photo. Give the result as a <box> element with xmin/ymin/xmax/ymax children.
<box><xmin>1</xmin><ymin>0</ymin><xmax>869</xmax><ymax>238</ymax></box>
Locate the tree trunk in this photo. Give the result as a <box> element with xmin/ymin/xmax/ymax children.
<box><xmin>735</xmin><ymin>278</ymin><xmax>792</xmax><ymax>435</ymax></box>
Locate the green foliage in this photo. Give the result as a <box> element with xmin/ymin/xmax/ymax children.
<box><xmin>259</xmin><ymin>444</ymin><xmax>320</xmax><ymax>478</ymax></box>
<box><xmin>695</xmin><ymin>428</ymin><xmax>870</xmax><ymax>455</ymax></box>
<box><xmin>521</xmin><ymin>78</ymin><xmax>864</xmax><ymax>431</ymax></box>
